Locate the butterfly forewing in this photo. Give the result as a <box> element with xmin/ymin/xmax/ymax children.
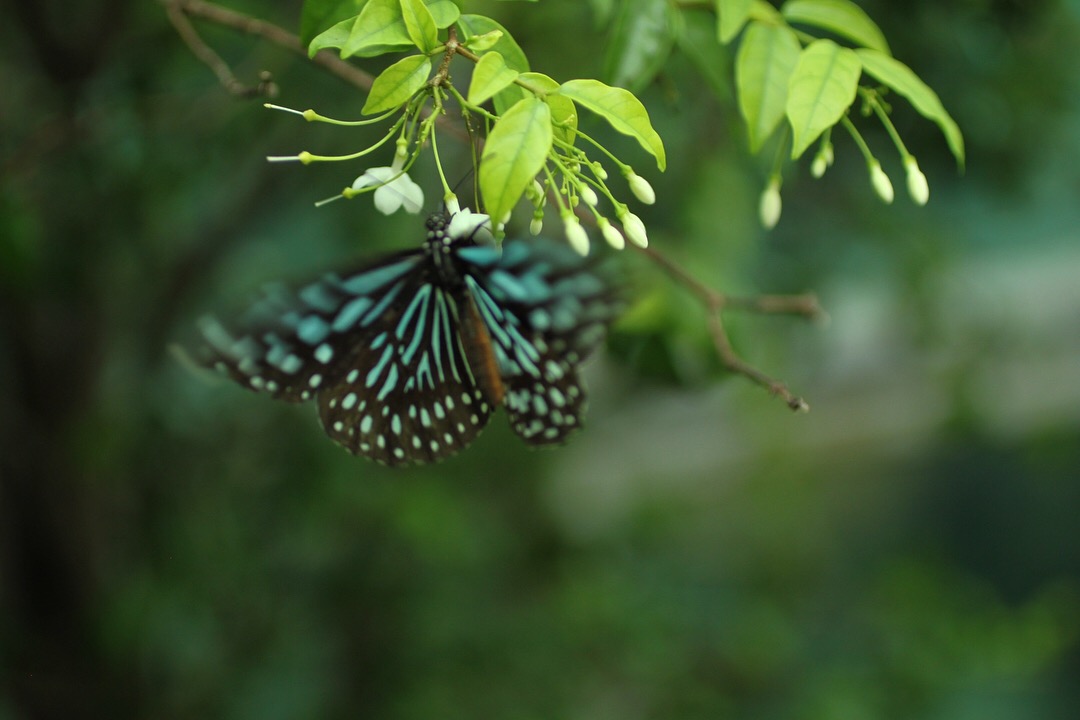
<box><xmin>197</xmin><ymin>252</ymin><xmax>424</xmax><ymax>402</ymax></box>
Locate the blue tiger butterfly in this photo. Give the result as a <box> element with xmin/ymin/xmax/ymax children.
<box><xmin>197</xmin><ymin>212</ymin><xmax>623</xmax><ymax>465</ymax></box>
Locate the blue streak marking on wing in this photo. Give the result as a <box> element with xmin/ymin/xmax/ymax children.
<box><xmin>397</xmin><ymin>283</ymin><xmax>431</xmax><ymax>339</ymax></box>
<box><xmin>299</xmin><ymin>277</ymin><xmax>341</xmax><ymax>313</ymax></box>
<box><xmin>365</xmin><ymin>344</ymin><xmax>395</xmax><ymax>389</ymax></box>
<box><xmin>341</xmin><ymin>258</ymin><xmax>419</xmax><ymax>295</ymax></box>
<box><xmin>431</xmin><ymin>290</ymin><xmax>447</xmax><ymax>384</ymax></box>
<box><xmin>360</xmin><ymin>281</ymin><xmax>405</xmax><ymax>327</ymax></box>
<box><xmin>333</xmin><ymin>297</ymin><xmax>373</xmax><ymax>332</ymax></box>
<box><xmin>401</xmin><ymin>285</ymin><xmax>433</xmax><ymax>365</ymax></box>
<box><xmin>377</xmin><ymin>364</ymin><xmax>399</xmax><ymax>401</ymax></box>
<box><xmin>297</xmin><ymin>316</ymin><xmax>330</xmax><ymax>345</ymax></box>
<box><xmin>455</xmin><ymin>245</ymin><xmax>502</xmax><ymax>267</ymax></box>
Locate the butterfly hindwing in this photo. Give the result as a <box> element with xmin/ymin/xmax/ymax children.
<box><xmin>461</xmin><ymin>237</ymin><xmax>622</xmax><ymax>445</ymax></box>
<box><xmin>315</xmin><ymin>283</ymin><xmax>494</xmax><ymax>465</ymax></box>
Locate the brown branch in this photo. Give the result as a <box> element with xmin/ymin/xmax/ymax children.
<box><xmin>164</xmin><ymin>0</ymin><xmax>376</xmax><ymax>94</ymax></box>
<box><xmin>165</xmin><ymin>0</ymin><xmax>823</xmax><ymax>412</ymax></box>
<box><xmin>639</xmin><ymin>245</ymin><xmax>818</xmax><ymax>412</ymax></box>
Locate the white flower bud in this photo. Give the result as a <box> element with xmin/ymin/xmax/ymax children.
<box><xmin>563</xmin><ymin>216</ymin><xmax>590</xmax><ymax>255</ymax></box>
<box><xmin>597</xmin><ymin>217</ymin><xmax>625</xmax><ymax>250</ymax></box>
<box><xmin>869</xmin><ymin>161</ymin><xmax>894</xmax><ymax>204</ymax></box>
<box><xmin>579</xmin><ymin>184</ymin><xmax>598</xmax><ymax>207</ymax></box>
<box><xmin>811</xmin><ymin>154</ymin><xmax>828</xmax><ymax>179</ymax></box>
<box><xmin>618</xmin><ymin>209</ymin><xmax>648</xmax><ymax>248</ymax></box>
<box><xmin>530</xmin><ymin>215</ymin><xmax>543</xmax><ymax>236</ymax></box>
<box><xmin>626</xmin><ymin>172</ymin><xmax>656</xmax><ymax>205</ymax></box>
<box><xmin>759</xmin><ymin>179</ymin><xmax>782</xmax><ymax>229</ymax></box>
<box><xmin>593</xmin><ymin>162</ymin><xmax>608</xmax><ymax>180</ymax></box>
<box><xmin>904</xmin><ymin>156</ymin><xmax>929</xmax><ymax>206</ymax></box>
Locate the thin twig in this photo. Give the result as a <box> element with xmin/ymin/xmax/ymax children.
<box><xmin>164</xmin><ymin>0</ymin><xmax>376</xmax><ymax>94</ymax></box>
<box><xmin>165</xmin><ymin>0</ymin><xmax>822</xmax><ymax>412</ymax></box>
<box><xmin>640</xmin><ymin>245</ymin><xmax>817</xmax><ymax>412</ymax></box>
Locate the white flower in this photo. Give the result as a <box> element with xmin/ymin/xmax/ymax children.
<box><xmin>351</xmin><ymin>153</ymin><xmax>424</xmax><ymax>215</ymax></box>
<box><xmin>447</xmin><ymin>207</ymin><xmax>493</xmax><ymax>242</ymax></box>
<box><xmin>626</xmin><ymin>171</ymin><xmax>656</xmax><ymax>205</ymax></box>
<box><xmin>563</xmin><ymin>216</ymin><xmax>590</xmax><ymax>255</ymax></box>
<box><xmin>904</xmin><ymin>156</ymin><xmax>929</xmax><ymax>206</ymax></box>
<box><xmin>597</xmin><ymin>216</ymin><xmax>625</xmax><ymax>250</ymax></box>
<box><xmin>869</xmin><ymin>160</ymin><xmax>894</xmax><ymax>204</ymax></box>
<box><xmin>759</xmin><ymin>179</ymin><xmax>782</xmax><ymax>229</ymax></box>
<box><xmin>617</xmin><ymin>209</ymin><xmax>648</xmax><ymax>247</ymax></box>
<box><xmin>530</xmin><ymin>215</ymin><xmax>543</xmax><ymax>236</ymax></box>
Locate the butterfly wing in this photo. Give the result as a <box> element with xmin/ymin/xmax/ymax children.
<box><xmin>198</xmin><ymin>250</ymin><xmax>494</xmax><ymax>465</ymax></box>
<box><xmin>458</xmin><ymin>239</ymin><xmax>623</xmax><ymax>445</ymax></box>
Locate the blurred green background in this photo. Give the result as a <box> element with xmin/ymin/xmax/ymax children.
<box><xmin>2</xmin><ymin>0</ymin><xmax>1079</xmax><ymax>718</ymax></box>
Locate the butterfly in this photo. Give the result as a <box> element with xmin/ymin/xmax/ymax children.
<box><xmin>196</xmin><ymin>211</ymin><xmax>623</xmax><ymax>466</ymax></box>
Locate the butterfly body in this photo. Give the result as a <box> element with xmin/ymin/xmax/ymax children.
<box><xmin>198</xmin><ymin>213</ymin><xmax>621</xmax><ymax>465</ymax></box>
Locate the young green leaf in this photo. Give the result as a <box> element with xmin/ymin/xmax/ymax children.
<box><xmin>309</xmin><ymin>16</ymin><xmax>357</xmax><ymax>57</ymax></box>
<box><xmin>605</xmin><ymin>0</ymin><xmax>676</xmax><ymax>93</ymax></box>
<box><xmin>786</xmin><ymin>39</ymin><xmax>861</xmax><ymax>158</ymax></box>
<box><xmin>717</xmin><ymin>0</ymin><xmax>754</xmax><ymax>43</ymax></box>
<box><xmin>468</xmin><ymin>52</ymin><xmax>520</xmax><ymax>106</ymax></box>
<box><xmin>456</xmin><ymin>15</ymin><xmax>529</xmax><ymax>72</ymax></box>
<box><xmin>736</xmin><ymin>21</ymin><xmax>801</xmax><ymax>151</ymax></box>
<box><xmin>781</xmin><ymin>0</ymin><xmax>890</xmax><ymax>55</ymax></box>
<box><xmin>344</xmin><ymin>0</ymin><xmax>411</xmax><ymax>57</ymax></box>
<box><xmin>362</xmin><ymin>54</ymin><xmax>432</xmax><ymax>114</ymax></box>
<box><xmin>479</xmin><ymin>97</ymin><xmax>553</xmax><ymax>223</ymax></box>
<box><xmin>558</xmin><ymin>79</ymin><xmax>666</xmax><ymax>171</ymax></box>
<box><xmin>400</xmin><ymin>0</ymin><xmax>438</xmax><ymax>52</ymax></box>
<box><xmin>520</xmin><ymin>72</ymin><xmax>578</xmax><ymax>145</ymax></box>
<box><xmin>856</xmin><ymin>49</ymin><xmax>965</xmax><ymax>169</ymax></box>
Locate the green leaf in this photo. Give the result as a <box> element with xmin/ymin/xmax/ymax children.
<box><xmin>856</xmin><ymin>48</ymin><xmax>965</xmax><ymax>168</ymax></box>
<box><xmin>301</xmin><ymin>0</ymin><xmax>366</xmax><ymax>47</ymax></box>
<box><xmin>479</xmin><ymin>98</ymin><xmax>553</xmax><ymax>223</ymax></box>
<box><xmin>521</xmin><ymin>72</ymin><xmax>578</xmax><ymax>145</ymax></box>
<box><xmin>717</xmin><ymin>0</ymin><xmax>754</xmax><ymax>43</ymax></box>
<box><xmin>426</xmin><ymin>0</ymin><xmax>460</xmax><ymax>28</ymax></box>
<box><xmin>362</xmin><ymin>54</ymin><xmax>432</xmax><ymax>114</ymax></box>
<box><xmin>748</xmin><ymin>0</ymin><xmax>782</xmax><ymax>23</ymax></box>
<box><xmin>605</xmin><ymin>0</ymin><xmax>676</xmax><ymax>93</ymax></box>
<box><xmin>342</xmin><ymin>0</ymin><xmax>454</xmax><ymax>56</ymax></box>
<box><xmin>558</xmin><ymin>79</ymin><xmax>666</xmax><ymax>171</ymax></box>
<box><xmin>781</xmin><ymin>0</ymin><xmax>890</xmax><ymax>54</ymax></box>
<box><xmin>736</xmin><ymin>21</ymin><xmax>801</xmax><ymax>151</ymax></box>
<box><xmin>457</xmin><ymin>15</ymin><xmax>530</xmax><ymax>118</ymax></box>
<box><xmin>456</xmin><ymin>15</ymin><xmax>529</xmax><ymax>72</ymax></box>
<box><xmin>309</xmin><ymin>16</ymin><xmax>357</xmax><ymax>57</ymax></box>
<box><xmin>468</xmin><ymin>52</ymin><xmax>520</xmax><ymax>106</ymax></box>
<box><xmin>344</xmin><ymin>0</ymin><xmax>411</xmax><ymax>57</ymax></box>
<box><xmin>400</xmin><ymin>0</ymin><xmax>438</xmax><ymax>52</ymax></box>
<box><xmin>786</xmin><ymin>39</ymin><xmax>861</xmax><ymax>158</ymax></box>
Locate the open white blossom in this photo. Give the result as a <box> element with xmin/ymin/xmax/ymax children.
<box><xmin>352</xmin><ymin>153</ymin><xmax>424</xmax><ymax>215</ymax></box>
<box><xmin>448</xmin><ymin>207</ymin><xmax>493</xmax><ymax>242</ymax></box>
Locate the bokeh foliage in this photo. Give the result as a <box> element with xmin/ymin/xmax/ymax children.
<box><xmin>2</xmin><ymin>1</ymin><xmax>1079</xmax><ymax>718</ymax></box>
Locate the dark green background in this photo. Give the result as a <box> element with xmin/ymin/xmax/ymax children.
<box><xmin>2</xmin><ymin>1</ymin><xmax>1078</xmax><ymax>717</ymax></box>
